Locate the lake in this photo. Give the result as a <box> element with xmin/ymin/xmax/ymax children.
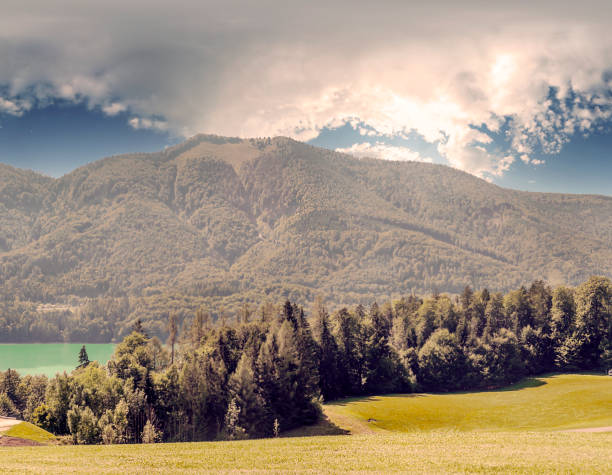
<box><xmin>0</xmin><ymin>343</ymin><xmax>116</xmax><ymax>377</ymax></box>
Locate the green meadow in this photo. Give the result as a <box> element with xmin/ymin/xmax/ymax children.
<box><xmin>324</xmin><ymin>373</ymin><xmax>612</xmax><ymax>433</ymax></box>
<box><xmin>1</xmin><ymin>373</ymin><xmax>610</xmax><ymax>473</ymax></box>
<box><xmin>2</xmin><ymin>422</ymin><xmax>57</xmax><ymax>444</ymax></box>
<box><xmin>1</xmin><ymin>432</ymin><xmax>610</xmax><ymax>474</ymax></box>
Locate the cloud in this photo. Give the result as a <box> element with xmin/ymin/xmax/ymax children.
<box><xmin>336</xmin><ymin>142</ymin><xmax>433</xmax><ymax>163</ymax></box>
<box><xmin>0</xmin><ymin>97</ymin><xmax>30</xmax><ymax>116</ymax></box>
<box><xmin>102</xmin><ymin>102</ymin><xmax>127</xmax><ymax>116</ymax></box>
<box><xmin>128</xmin><ymin>117</ymin><xmax>168</xmax><ymax>131</ymax></box>
<box><xmin>1</xmin><ymin>1</ymin><xmax>612</xmax><ymax>177</ymax></box>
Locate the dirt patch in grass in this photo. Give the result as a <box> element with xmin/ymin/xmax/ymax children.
<box><xmin>566</xmin><ymin>426</ymin><xmax>612</xmax><ymax>433</ymax></box>
<box><xmin>0</xmin><ymin>435</ymin><xmax>42</xmax><ymax>447</ymax></box>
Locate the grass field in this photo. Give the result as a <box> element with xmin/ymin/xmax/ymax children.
<box><xmin>0</xmin><ymin>373</ymin><xmax>610</xmax><ymax>473</ymax></box>
<box><xmin>324</xmin><ymin>373</ymin><xmax>612</xmax><ymax>433</ymax></box>
<box><xmin>1</xmin><ymin>422</ymin><xmax>57</xmax><ymax>444</ymax></box>
<box><xmin>0</xmin><ymin>432</ymin><xmax>610</xmax><ymax>473</ymax></box>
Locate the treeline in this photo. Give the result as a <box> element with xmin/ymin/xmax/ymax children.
<box><xmin>1</xmin><ymin>276</ymin><xmax>610</xmax><ymax>445</ymax></box>
<box><xmin>0</xmin><ymin>298</ymin><xmax>128</xmax><ymax>343</ymax></box>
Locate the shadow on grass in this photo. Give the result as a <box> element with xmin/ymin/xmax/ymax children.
<box><xmin>280</xmin><ymin>413</ymin><xmax>350</xmax><ymax>438</ymax></box>
<box><xmin>488</xmin><ymin>376</ymin><xmax>546</xmax><ymax>392</ymax></box>
<box><xmin>330</xmin><ymin>393</ymin><xmax>425</xmax><ymax>407</ymax></box>
<box><xmin>326</xmin><ymin>375</ymin><xmax>556</xmax><ymax>407</ymax></box>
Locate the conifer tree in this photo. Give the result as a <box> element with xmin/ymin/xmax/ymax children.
<box><xmin>78</xmin><ymin>345</ymin><xmax>90</xmax><ymax>369</ymax></box>
<box><xmin>133</xmin><ymin>319</ymin><xmax>145</xmax><ymax>335</ymax></box>
<box><xmin>416</xmin><ymin>299</ymin><xmax>436</xmax><ymax>346</ymax></box>
<box><xmin>313</xmin><ymin>299</ymin><xmax>341</xmax><ymax>401</ymax></box>
<box><xmin>504</xmin><ymin>287</ymin><xmax>532</xmax><ymax>332</ymax></box>
<box><xmin>332</xmin><ymin>308</ymin><xmax>364</xmax><ymax>395</ymax></box>
<box><xmin>141</xmin><ymin>419</ymin><xmax>161</xmax><ymax>443</ymax></box>
<box><xmin>460</xmin><ymin>285</ymin><xmax>474</xmax><ymax>311</ymax></box>
<box><xmin>222</xmin><ymin>398</ymin><xmax>246</xmax><ymax>440</ymax></box>
<box><xmin>168</xmin><ymin>312</ymin><xmax>178</xmax><ymax>365</ymax></box>
<box><xmin>484</xmin><ymin>293</ymin><xmax>507</xmax><ymax>337</ymax></box>
<box><xmin>363</xmin><ymin>302</ymin><xmax>404</xmax><ymax>394</ymax></box>
<box><xmin>228</xmin><ymin>353</ymin><xmax>266</xmax><ymax>437</ymax></box>
<box><xmin>191</xmin><ymin>308</ymin><xmax>206</xmax><ymax>347</ymax></box>
<box><xmin>294</xmin><ymin>305</ymin><xmax>320</xmax><ymax>402</ymax></box>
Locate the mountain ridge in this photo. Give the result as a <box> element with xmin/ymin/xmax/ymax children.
<box><xmin>0</xmin><ymin>135</ymin><xmax>610</xmax><ymax>323</ymax></box>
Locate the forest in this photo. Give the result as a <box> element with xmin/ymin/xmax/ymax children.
<box><xmin>0</xmin><ymin>276</ymin><xmax>610</xmax><ymax>445</ymax></box>
<box><xmin>1</xmin><ymin>135</ymin><xmax>611</xmax><ymax>326</ymax></box>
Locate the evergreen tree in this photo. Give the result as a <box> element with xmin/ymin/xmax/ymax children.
<box><xmin>222</xmin><ymin>398</ymin><xmax>246</xmax><ymax>440</ymax></box>
<box><xmin>504</xmin><ymin>287</ymin><xmax>532</xmax><ymax>332</ymax></box>
<box><xmin>313</xmin><ymin>298</ymin><xmax>341</xmax><ymax>401</ymax></box>
<box><xmin>132</xmin><ymin>318</ymin><xmax>146</xmax><ymax>336</ymax></box>
<box><xmin>416</xmin><ymin>299</ymin><xmax>436</xmax><ymax>346</ymax></box>
<box><xmin>460</xmin><ymin>285</ymin><xmax>474</xmax><ymax>311</ymax></box>
<box><xmin>282</xmin><ymin>300</ymin><xmax>297</xmax><ymax>328</ymax></box>
<box><xmin>435</xmin><ymin>296</ymin><xmax>459</xmax><ymax>333</ymax></box>
<box><xmin>191</xmin><ymin>308</ymin><xmax>207</xmax><ymax>347</ymax></box>
<box><xmin>332</xmin><ymin>308</ymin><xmax>364</xmax><ymax>395</ymax></box>
<box><xmin>484</xmin><ymin>293</ymin><xmax>507</xmax><ymax>337</ymax></box>
<box><xmin>177</xmin><ymin>353</ymin><xmax>208</xmax><ymax>440</ymax></box>
<box><xmin>256</xmin><ymin>320</ymin><xmax>319</xmax><ymax>432</ymax></box>
<box><xmin>363</xmin><ymin>302</ymin><xmax>403</xmax><ymax>394</ymax></box>
<box><xmin>0</xmin><ymin>392</ymin><xmax>18</xmax><ymax>417</ymax></box>
<box><xmin>228</xmin><ymin>353</ymin><xmax>267</xmax><ymax>437</ymax></box>
<box><xmin>167</xmin><ymin>313</ymin><xmax>178</xmax><ymax>365</ymax></box>
<box><xmin>294</xmin><ymin>305</ymin><xmax>320</xmax><ymax>404</ymax></box>
<box><xmin>141</xmin><ymin>419</ymin><xmax>161</xmax><ymax>443</ymax></box>
<box><xmin>238</xmin><ymin>303</ymin><xmax>252</xmax><ymax>325</ymax></box>
<box><xmin>468</xmin><ymin>292</ymin><xmax>488</xmax><ymax>340</ymax></box>
<box><xmin>78</xmin><ymin>345</ymin><xmax>90</xmax><ymax>369</ymax></box>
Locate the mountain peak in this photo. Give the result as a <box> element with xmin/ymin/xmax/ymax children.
<box><xmin>0</xmin><ymin>137</ymin><xmax>610</xmax><ymax>311</ymax></box>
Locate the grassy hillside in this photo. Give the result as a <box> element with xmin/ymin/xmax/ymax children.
<box><xmin>1</xmin><ymin>421</ymin><xmax>56</xmax><ymax>444</ymax></box>
<box><xmin>324</xmin><ymin>373</ymin><xmax>612</xmax><ymax>433</ymax></box>
<box><xmin>0</xmin><ymin>373</ymin><xmax>610</xmax><ymax>473</ymax></box>
<box><xmin>0</xmin><ymin>135</ymin><xmax>611</xmax><ymax>336</ymax></box>
<box><xmin>0</xmin><ymin>432</ymin><xmax>610</xmax><ymax>474</ymax></box>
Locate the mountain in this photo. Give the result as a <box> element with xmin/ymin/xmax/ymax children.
<box><xmin>1</xmin><ymin>135</ymin><xmax>611</xmax><ymax>328</ymax></box>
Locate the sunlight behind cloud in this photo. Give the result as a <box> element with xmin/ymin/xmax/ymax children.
<box><xmin>335</xmin><ymin>142</ymin><xmax>433</xmax><ymax>163</ymax></box>
<box><xmin>1</xmin><ymin>1</ymin><xmax>612</xmax><ymax>179</ymax></box>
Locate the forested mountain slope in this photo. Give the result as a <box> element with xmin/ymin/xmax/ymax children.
<box><xmin>0</xmin><ymin>135</ymin><xmax>610</xmax><ymax>335</ymax></box>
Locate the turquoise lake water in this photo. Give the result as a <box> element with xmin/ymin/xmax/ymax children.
<box><xmin>0</xmin><ymin>343</ymin><xmax>116</xmax><ymax>377</ymax></box>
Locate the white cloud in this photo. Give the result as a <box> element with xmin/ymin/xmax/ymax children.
<box><xmin>128</xmin><ymin>117</ymin><xmax>168</xmax><ymax>131</ymax></box>
<box><xmin>0</xmin><ymin>1</ymin><xmax>611</xmax><ymax>177</ymax></box>
<box><xmin>336</xmin><ymin>142</ymin><xmax>433</xmax><ymax>163</ymax></box>
<box><xmin>0</xmin><ymin>97</ymin><xmax>30</xmax><ymax>116</ymax></box>
<box><xmin>102</xmin><ymin>102</ymin><xmax>127</xmax><ymax>116</ymax></box>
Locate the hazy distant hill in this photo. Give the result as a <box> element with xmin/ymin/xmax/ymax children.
<box><xmin>1</xmin><ymin>135</ymin><xmax>611</xmax><ymax>314</ymax></box>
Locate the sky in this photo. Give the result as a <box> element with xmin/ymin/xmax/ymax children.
<box><xmin>0</xmin><ymin>1</ymin><xmax>611</xmax><ymax>195</ymax></box>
